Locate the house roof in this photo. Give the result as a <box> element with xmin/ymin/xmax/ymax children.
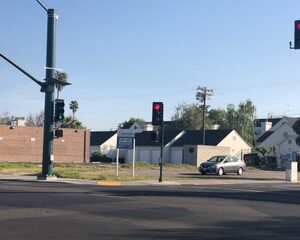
<box><xmin>256</xmin><ymin>131</ymin><xmax>274</xmax><ymax>143</ymax></box>
<box><xmin>90</xmin><ymin>131</ymin><xmax>116</xmax><ymax>145</ymax></box>
<box><xmin>285</xmin><ymin>117</ymin><xmax>300</xmax><ymax>126</ymax></box>
<box><xmin>172</xmin><ymin>129</ymin><xmax>232</xmax><ymax>146</ymax></box>
<box><xmin>90</xmin><ymin>129</ymin><xmax>234</xmax><ymax>147</ymax></box>
<box><xmin>255</xmin><ymin>117</ymin><xmax>300</xmax><ymax>144</ymax></box>
<box><xmin>254</xmin><ymin>118</ymin><xmax>281</xmax><ymax>127</ymax></box>
<box><xmin>135</xmin><ymin>130</ymin><xmax>182</xmax><ymax>147</ymax></box>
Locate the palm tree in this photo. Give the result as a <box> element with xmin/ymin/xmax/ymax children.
<box><xmin>60</xmin><ymin>116</ymin><xmax>84</xmax><ymax>129</ymax></box>
<box><xmin>56</xmin><ymin>71</ymin><xmax>68</xmax><ymax>99</ymax></box>
<box><xmin>69</xmin><ymin>100</ymin><xmax>79</xmax><ymax>120</ymax></box>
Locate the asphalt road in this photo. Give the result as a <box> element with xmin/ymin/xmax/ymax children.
<box><xmin>0</xmin><ymin>180</ymin><xmax>300</xmax><ymax>240</ymax></box>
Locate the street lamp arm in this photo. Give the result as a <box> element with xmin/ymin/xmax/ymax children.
<box><xmin>0</xmin><ymin>52</ymin><xmax>44</xmax><ymax>86</ymax></box>
<box><xmin>35</xmin><ymin>0</ymin><xmax>48</xmax><ymax>13</ymax></box>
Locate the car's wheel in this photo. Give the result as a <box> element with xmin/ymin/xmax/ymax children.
<box><xmin>201</xmin><ymin>171</ymin><xmax>207</xmax><ymax>175</ymax></box>
<box><xmin>217</xmin><ymin>168</ymin><xmax>224</xmax><ymax>176</ymax></box>
<box><xmin>237</xmin><ymin>167</ymin><xmax>243</xmax><ymax>175</ymax></box>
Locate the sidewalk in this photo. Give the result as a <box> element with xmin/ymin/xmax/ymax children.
<box><xmin>0</xmin><ymin>170</ymin><xmax>299</xmax><ymax>186</ymax></box>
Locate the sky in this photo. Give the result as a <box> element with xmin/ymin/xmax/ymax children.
<box><xmin>1</xmin><ymin>0</ymin><xmax>300</xmax><ymax>130</ymax></box>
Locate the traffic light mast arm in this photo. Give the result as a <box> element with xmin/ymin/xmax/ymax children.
<box><xmin>0</xmin><ymin>53</ymin><xmax>71</xmax><ymax>92</ymax></box>
<box><xmin>0</xmin><ymin>52</ymin><xmax>43</xmax><ymax>86</ymax></box>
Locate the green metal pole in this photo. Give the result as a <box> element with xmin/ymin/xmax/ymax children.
<box><xmin>41</xmin><ymin>9</ymin><xmax>56</xmax><ymax>177</ymax></box>
<box><xmin>159</xmin><ymin>122</ymin><xmax>164</xmax><ymax>182</ymax></box>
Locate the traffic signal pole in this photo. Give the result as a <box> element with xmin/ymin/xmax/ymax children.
<box><xmin>40</xmin><ymin>9</ymin><xmax>57</xmax><ymax>179</ymax></box>
<box><xmin>152</xmin><ymin>102</ymin><xmax>164</xmax><ymax>182</ymax></box>
<box><xmin>1</xmin><ymin>2</ymin><xmax>70</xmax><ymax>180</ymax></box>
<box><xmin>159</xmin><ymin>121</ymin><xmax>164</xmax><ymax>182</ymax></box>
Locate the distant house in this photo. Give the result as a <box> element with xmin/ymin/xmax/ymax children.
<box><xmin>90</xmin><ymin>131</ymin><xmax>117</xmax><ymax>158</ymax></box>
<box><xmin>254</xmin><ymin>118</ymin><xmax>281</xmax><ymax>142</ymax></box>
<box><xmin>255</xmin><ymin>117</ymin><xmax>300</xmax><ymax>165</ymax></box>
<box><xmin>90</xmin><ymin>128</ymin><xmax>251</xmax><ymax>166</ymax></box>
<box><xmin>172</xmin><ymin>130</ymin><xmax>251</xmax><ymax>166</ymax></box>
<box><xmin>129</xmin><ymin>130</ymin><xmax>184</xmax><ymax>164</ymax></box>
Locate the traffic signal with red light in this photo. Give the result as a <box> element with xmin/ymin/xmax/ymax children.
<box><xmin>54</xmin><ymin>99</ymin><xmax>65</xmax><ymax>122</ymax></box>
<box><xmin>295</xmin><ymin>20</ymin><xmax>300</xmax><ymax>49</ymax></box>
<box><xmin>152</xmin><ymin>102</ymin><xmax>163</xmax><ymax>126</ymax></box>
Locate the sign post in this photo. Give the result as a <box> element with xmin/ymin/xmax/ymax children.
<box><xmin>132</xmin><ymin>137</ymin><xmax>136</xmax><ymax>178</ymax></box>
<box><xmin>116</xmin><ymin>129</ymin><xmax>135</xmax><ymax>178</ymax></box>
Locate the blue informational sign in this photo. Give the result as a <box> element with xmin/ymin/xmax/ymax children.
<box><xmin>117</xmin><ymin>137</ymin><xmax>134</xmax><ymax>149</ymax></box>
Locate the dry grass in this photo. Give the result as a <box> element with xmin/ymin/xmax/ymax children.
<box><xmin>0</xmin><ymin>162</ymin><xmax>198</xmax><ymax>181</ymax></box>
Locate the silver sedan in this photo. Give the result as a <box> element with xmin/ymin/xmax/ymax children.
<box><xmin>199</xmin><ymin>155</ymin><xmax>246</xmax><ymax>176</ymax></box>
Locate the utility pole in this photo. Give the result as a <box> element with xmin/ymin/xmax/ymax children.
<box><xmin>196</xmin><ymin>86</ymin><xmax>213</xmax><ymax>145</ymax></box>
<box><xmin>0</xmin><ymin>1</ymin><xmax>70</xmax><ymax>180</ymax></box>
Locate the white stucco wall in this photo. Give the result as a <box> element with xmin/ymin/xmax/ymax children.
<box><xmin>132</xmin><ymin>146</ymin><xmax>161</xmax><ymax>164</ymax></box>
<box><xmin>100</xmin><ymin>134</ymin><xmax>117</xmax><ymax>158</ymax></box>
<box><xmin>217</xmin><ymin>130</ymin><xmax>251</xmax><ymax>158</ymax></box>
<box><xmin>258</xmin><ymin>123</ymin><xmax>300</xmax><ymax>162</ymax></box>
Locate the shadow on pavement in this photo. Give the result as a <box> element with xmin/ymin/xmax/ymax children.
<box><xmin>178</xmin><ymin>172</ymin><xmax>283</xmax><ymax>181</ymax></box>
<box><xmin>102</xmin><ymin>187</ymin><xmax>300</xmax><ymax>205</ymax></box>
<box><xmin>131</xmin><ymin>216</ymin><xmax>300</xmax><ymax>240</ymax></box>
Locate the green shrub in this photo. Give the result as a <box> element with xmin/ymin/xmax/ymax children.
<box><xmin>266</xmin><ymin>156</ymin><xmax>278</xmax><ymax>170</ymax></box>
<box><xmin>90</xmin><ymin>152</ymin><xmax>112</xmax><ymax>163</ymax></box>
<box><xmin>111</xmin><ymin>158</ymin><xmax>125</xmax><ymax>164</ymax></box>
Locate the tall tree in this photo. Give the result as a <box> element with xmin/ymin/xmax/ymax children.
<box><xmin>171</xmin><ymin>103</ymin><xmax>204</xmax><ymax>130</ymax></box>
<box><xmin>235</xmin><ymin>100</ymin><xmax>256</xmax><ymax>145</ymax></box>
<box><xmin>69</xmin><ymin>100</ymin><xmax>79</xmax><ymax>120</ymax></box>
<box><xmin>118</xmin><ymin>117</ymin><xmax>146</xmax><ymax>129</ymax></box>
<box><xmin>170</xmin><ymin>100</ymin><xmax>256</xmax><ymax>145</ymax></box>
<box><xmin>207</xmin><ymin>108</ymin><xmax>227</xmax><ymax>128</ymax></box>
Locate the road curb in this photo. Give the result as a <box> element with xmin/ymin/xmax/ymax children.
<box><xmin>96</xmin><ymin>181</ymin><xmax>122</xmax><ymax>186</ymax></box>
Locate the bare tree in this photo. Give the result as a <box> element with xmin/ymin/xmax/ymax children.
<box><xmin>0</xmin><ymin>112</ymin><xmax>11</xmax><ymax>125</ymax></box>
<box><xmin>26</xmin><ymin>111</ymin><xmax>44</xmax><ymax>127</ymax></box>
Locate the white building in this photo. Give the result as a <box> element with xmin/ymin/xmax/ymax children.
<box><xmin>256</xmin><ymin>117</ymin><xmax>300</xmax><ymax>165</ymax></box>
<box><xmin>90</xmin><ymin>129</ymin><xmax>252</xmax><ymax>166</ymax></box>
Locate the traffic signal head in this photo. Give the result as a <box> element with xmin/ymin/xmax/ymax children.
<box><xmin>54</xmin><ymin>129</ymin><xmax>63</xmax><ymax>138</ymax></box>
<box><xmin>54</xmin><ymin>99</ymin><xmax>65</xmax><ymax>122</ymax></box>
<box><xmin>150</xmin><ymin>130</ymin><xmax>160</xmax><ymax>143</ymax></box>
<box><xmin>295</xmin><ymin>20</ymin><xmax>300</xmax><ymax>49</ymax></box>
<box><xmin>152</xmin><ymin>102</ymin><xmax>163</xmax><ymax>126</ymax></box>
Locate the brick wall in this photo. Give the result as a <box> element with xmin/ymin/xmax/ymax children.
<box><xmin>0</xmin><ymin>125</ymin><xmax>90</xmax><ymax>163</ymax></box>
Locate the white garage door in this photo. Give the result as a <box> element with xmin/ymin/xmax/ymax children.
<box><xmin>151</xmin><ymin>150</ymin><xmax>160</xmax><ymax>164</ymax></box>
<box><xmin>170</xmin><ymin>150</ymin><xmax>183</xmax><ymax>164</ymax></box>
<box><xmin>139</xmin><ymin>150</ymin><xmax>151</xmax><ymax>163</ymax></box>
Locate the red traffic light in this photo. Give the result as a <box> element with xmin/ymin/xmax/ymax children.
<box><xmin>153</xmin><ymin>103</ymin><xmax>160</xmax><ymax>111</ymax></box>
<box><xmin>296</xmin><ymin>23</ymin><xmax>300</xmax><ymax>30</ymax></box>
